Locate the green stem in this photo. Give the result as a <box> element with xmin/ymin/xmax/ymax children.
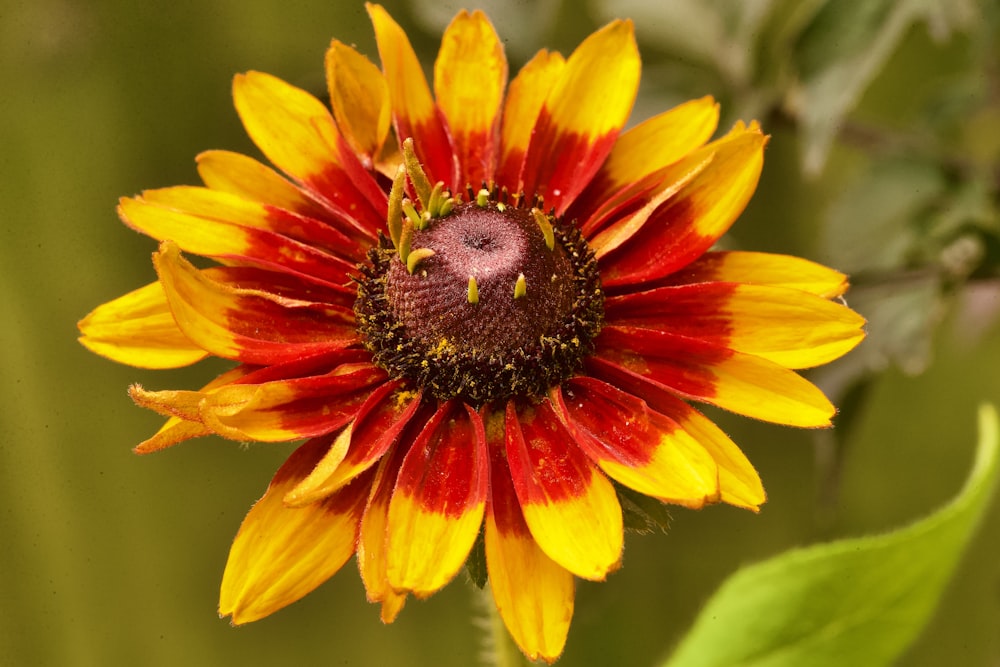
<box><xmin>477</xmin><ymin>585</ymin><xmax>527</xmax><ymax>667</ymax></box>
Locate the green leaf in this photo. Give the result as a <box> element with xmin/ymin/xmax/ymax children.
<box><xmin>663</xmin><ymin>404</ymin><xmax>999</xmax><ymax>667</ymax></box>
<box><xmin>791</xmin><ymin>0</ymin><xmax>976</xmax><ymax>173</ymax></box>
<box><xmin>823</xmin><ymin>158</ymin><xmax>946</xmax><ymax>274</ymax></box>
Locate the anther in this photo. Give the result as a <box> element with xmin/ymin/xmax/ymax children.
<box><xmin>476</xmin><ymin>189</ymin><xmax>490</xmax><ymax>207</ymax></box>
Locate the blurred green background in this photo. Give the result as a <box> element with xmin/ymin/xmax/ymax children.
<box><xmin>2</xmin><ymin>0</ymin><xmax>998</xmax><ymax>665</ymax></box>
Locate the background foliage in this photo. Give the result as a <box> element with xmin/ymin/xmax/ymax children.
<box><xmin>2</xmin><ymin>0</ymin><xmax>998</xmax><ymax>665</ymax></box>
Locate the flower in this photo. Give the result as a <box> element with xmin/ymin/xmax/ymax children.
<box><xmin>78</xmin><ymin>4</ymin><xmax>865</xmax><ymax>663</ymax></box>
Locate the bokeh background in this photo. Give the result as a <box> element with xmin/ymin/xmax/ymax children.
<box><xmin>3</xmin><ymin>0</ymin><xmax>999</xmax><ymax>665</ymax></box>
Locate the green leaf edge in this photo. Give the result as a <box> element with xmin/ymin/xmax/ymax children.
<box><xmin>663</xmin><ymin>403</ymin><xmax>999</xmax><ymax>667</ymax></box>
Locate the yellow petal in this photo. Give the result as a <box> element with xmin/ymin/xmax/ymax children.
<box><xmin>357</xmin><ymin>443</ymin><xmax>409</xmax><ymax>622</ymax></box>
<box><xmin>485</xmin><ymin>429</ymin><xmax>573</xmax><ymax>664</ymax></box>
<box><xmin>78</xmin><ymin>280</ymin><xmax>206</xmax><ymax>369</ymax></box>
<box><xmin>196</xmin><ymin>150</ymin><xmax>326</xmax><ymax>218</ymax></box>
<box><xmin>219</xmin><ymin>440</ymin><xmax>371</xmax><ymax>624</ymax></box>
<box><xmin>326</xmin><ymin>41</ymin><xmax>391</xmax><ymax>165</ymax></box>
<box><xmin>673</xmin><ymin>250</ymin><xmax>851</xmax><ymax>298</ymax></box>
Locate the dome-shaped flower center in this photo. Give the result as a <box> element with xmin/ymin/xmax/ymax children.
<box><xmin>386</xmin><ymin>203</ymin><xmax>574</xmax><ymax>355</ymax></box>
<box><xmin>355</xmin><ymin>197</ymin><xmax>604</xmax><ymax>406</ymax></box>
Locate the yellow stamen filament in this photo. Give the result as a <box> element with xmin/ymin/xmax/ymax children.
<box><xmin>386</xmin><ymin>165</ymin><xmax>406</xmax><ymax>249</ymax></box>
<box><xmin>402</xmin><ymin>199</ymin><xmax>422</xmax><ymax>229</ymax></box>
<box><xmin>406</xmin><ymin>247</ymin><xmax>435</xmax><ymax>274</ymax></box>
<box><xmin>467</xmin><ymin>275</ymin><xmax>479</xmax><ymax>304</ymax></box>
<box><xmin>398</xmin><ymin>218</ymin><xmax>414</xmax><ymax>264</ymax></box>
<box><xmin>514</xmin><ymin>273</ymin><xmax>527</xmax><ymax>299</ymax></box>
<box><xmin>401</xmin><ymin>138</ymin><xmax>432</xmax><ymax>211</ymax></box>
<box><xmin>532</xmin><ymin>208</ymin><xmax>555</xmax><ymax>251</ymax></box>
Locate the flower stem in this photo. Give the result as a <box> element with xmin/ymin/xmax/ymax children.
<box><xmin>476</xmin><ymin>585</ymin><xmax>527</xmax><ymax>667</ymax></box>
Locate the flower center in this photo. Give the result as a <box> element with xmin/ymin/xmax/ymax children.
<box><xmin>355</xmin><ymin>196</ymin><xmax>604</xmax><ymax>406</ymax></box>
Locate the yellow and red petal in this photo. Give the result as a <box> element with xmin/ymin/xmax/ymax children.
<box><xmin>485</xmin><ymin>418</ymin><xmax>573</xmax><ymax>664</ymax></box>
<box><xmin>232</xmin><ymin>70</ymin><xmax>387</xmax><ymax>236</ymax></box>
<box><xmin>495</xmin><ymin>49</ymin><xmax>566</xmax><ymax>192</ymax></box>
<box><xmin>196</xmin><ymin>150</ymin><xmax>329</xmax><ymax>221</ymax></box>
<box><xmin>597</xmin><ymin>123</ymin><xmax>767</xmax><ymax>288</ymax></box>
<box><xmin>198</xmin><ymin>362</ymin><xmax>387</xmax><ymax>442</ymax></box>
<box><xmin>605</xmin><ymin>283</ymin><xmax>866</xmax><ymax>369</ymax></box>
<box><xmin>386</xmin><ymin>401</ymin><xmax>488</xmax><ymax>596</ymax></box>
<box><xmin>119</xmin><ymin>194</ymin><xmax>356</xmax><ymax>288</ymax></box>
<box><xmin>554</xmin><ymin>379</ymin><xmax>720</xmax><ymax>508</ymax></box>
<box><xmin>586</xmin><ymin>357</ymin><xmax>766</xmax><ymax>510</ymax></box>
<box><xmin>367</xmin><ymin>3</ymin><xmax>455</xmax><ymax>187</ymax></box>
<box><xmin>153</xmin><ymin>242</ymin><xmax>356</xmax><ymax>365</ymax></box>
<box><xmin>595</xmin><ymin>326</ymin><xmax>836</xmax><ymax>427</ymax></box>
<box><xmin>139</xmin><ymin>185</ymin><xmax>369</xmax><ymax>261</ymax></box>
<box><xmin>434</xmin><ymin>10</ymin><xmax>506</xmax><ymax>188</ymax></box>
<box><xmin>284</xmin><ymin>382</ymin><xmax>423</xmax><ymax>506</ymax></box>
<box><xmin>326</xmin><ymin>41</ymin><xmax>392</xmax><ymax>167</ymax></box>
<box><xmin>504</xmin><ymin>400</ymin><xmax>623</xmax><ymax>580</ymax></box>
<box><xmin>519</xmin><ymin>20</ymin><xmax>640</xmax><ymax>215</ymax></box>
<box><xmin>219</xmin><ymin>438</ymin><xmax>372</xmax><ymax>624</ymax></box>
<box><xmin>78</xmin><ymin>280</ymin><xmax>206</xmax><ymax>369</ymax></box>
<box><xmin>357</xmin><ymin>440</ymin><xmax>411</xmax><ymax>622</ymax></box>
<box><xmin>668</xmin><ymin>250</ymin><xmax>852</xmax><ymax>298</ymax></box>
<box><xmin>570</xmin><ymin>96</ymin><xmax>720</xmax><ymax>229</ymax></box>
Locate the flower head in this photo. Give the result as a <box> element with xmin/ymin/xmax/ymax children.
<box><xmin>79</xmin><ymin>4</ymin><xmax>864</xmax><ymax>662</ymax></box>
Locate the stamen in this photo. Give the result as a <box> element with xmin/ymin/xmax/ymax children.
<box><xmin>406</xmin><ymin>247</ymin><xmax>435</xmax><ymax>274</ymax></box>
<box><xmin>467</xmin><ymin>275</ymin><xmax>479</xmax><ymax>304</ymax></box>
<box><xmin>513</xmin><ymin>273</ymin><xmax>527</xmax><ymax>299</ymax></box>
<box><xmin>476</xmin><ymin>189</ymin><xmax>490</xmax><ymax>207</ymax></box>
<box><xmin>532</xmin><ymin>208</ymin><xmax>555</xmax><ymax>251</ymax></box>
<box><xmin>402</xmin><ymin>138</ymin><xmax>433</xmax><ymax>211</ymax></box>
<box><xmin>386</xmin><ymin>165</ymin><xmax>406</xmax><ymax>249</ymax></box>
